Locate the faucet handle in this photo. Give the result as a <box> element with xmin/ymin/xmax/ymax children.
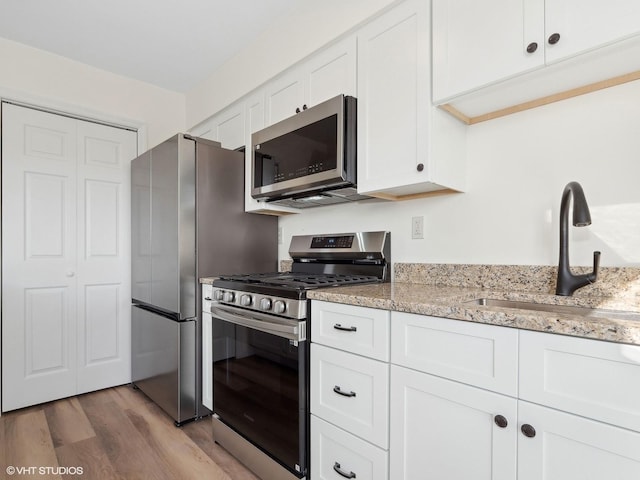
<box><xmin>591</xmin><ymin>251</ymin><xmax>601</xmax><ymax>281</ymax></box>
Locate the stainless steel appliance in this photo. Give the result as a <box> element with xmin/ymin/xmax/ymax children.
<box><xmin>131</xmin><ymin>133</ymin><xmax>277</xmax><ymax>425</ymax></box>
<box><xmin>251</xmin><ymin>94</ymin><xmax>370</xmax><ymax>208</ymax></box>
<box><xmin>209</xmin><ymin>231</ymin><xmax>390</xmax><ymax>480</ymax></box>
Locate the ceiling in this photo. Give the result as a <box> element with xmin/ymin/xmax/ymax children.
<box><xmin>0</xmin><ymin>0</ymin><xmax>299</xmax><ymax>92</ymax></box>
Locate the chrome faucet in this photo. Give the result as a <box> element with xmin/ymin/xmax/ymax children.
<box><xmin>555</xmin><ymin>181</ymin><xmax>600</xmax><ymax>296</ymax></box>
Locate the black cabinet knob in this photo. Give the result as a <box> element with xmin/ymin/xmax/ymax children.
<box><xmin>526</xmin><ymin>42</ymin><xmax>538</xmax><ymax>53</ymax></box>
<box><xmin>416</xmin><ymin>163</ymin><xmax>424</xmax><ymax>172</ymax></box>
<box><xmin>295</xmin><ymin>107</ymin><xmax>301</xmax><ymax>114</ymax></box>
<box><xmin>548</xmin><ymin>33</ymin><xmax>561</xmax><ymax>45</ymax></box>
<box><xmin>302</xmin><ymin>104</ymin><xmax>308</xmax><ymax>110</ymax></box>
<box><xmin>521</xmin><ymin>424</ymin><xmax>536</xmax><ymax>438</ymax></box>
<box><xmin>494</xmin><ymin>415</ymin><xmax>508</xmax><ymax>428</ymax></box>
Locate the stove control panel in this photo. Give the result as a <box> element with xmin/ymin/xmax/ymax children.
<box><xmin>210</xmin><ymin>288</ymin><xmax>306</xmax><ymax>320</ymax></box>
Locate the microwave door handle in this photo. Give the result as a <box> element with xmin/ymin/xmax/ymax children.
<box><xmin>210</xmin><ymin>305</ymin><xmax>303</xmax><ymax>342</ymax></box>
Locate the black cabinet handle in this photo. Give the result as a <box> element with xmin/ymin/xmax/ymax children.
<box><xmin>204</xmin><ymin>297</ymin><xmax>212</xmax><ymax>301</ymax></box>
<box><xmin>333</xmin><ymin>385</ymin><xmax>356</xmax><ymax>397</ymax></box>
<box><xmin>333</xmin><ymin>462</ymin><xmax>356</xmax><ymax>479</ymax></box>
<box><xmin>526</xmin><ymin>42</ymin><xmax>538</xmax><ymax>53</ymax></box>
<box><xmin>521</xmin><ymin>424</ymin><xmax>536</xmax><ymax>438</ymax></box>
<box><xmin>302</xmin><ymin>104</ymin><xmax>308</xmax><ymax>110</ymax></box>
<box><xmin>494</xmin><ymin>415</ymin><xmax>508</xmax><ymax>428</ymax></box>
<box><xmin>334</xmin><ymin>323</ymin><xmax>357</xmax><ymax>332</ymax></box>
<box><xmin>416</xmin><ymin>163</ymin><xmax>424</xmax><ymax>172</ymax></box>
<box><xmin>295</xmin><ymin>107</ymin><xmax>301</xmax><ymax>113</ymax></box>
<box><xmin>548</xmin><ymin>33</ymin><xmax>561</xmax><ymax>45</ymax></box>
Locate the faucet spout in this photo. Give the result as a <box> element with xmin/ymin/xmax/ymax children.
<box><xmin>555</xmin><ymin>182</ymin><xmax>600</xmax><ymax>296</ymax></box>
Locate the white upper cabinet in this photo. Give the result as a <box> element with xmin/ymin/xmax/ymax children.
<box><xmin>544</xmin><ymin>0</ymin><xmax>640</xmax><ymax>63</ymax></box>
<box><xmin>266</xmin><ymin>35</ymin><xmax>357</xmax><ymax>126</ymax></box>
<box><xmin>190</xmin><ymin>103</ymin><xmax>245</xmax><ymax>150</ymax></box>
<box><xmin>432</xmin><ymin>0</ymin><xmax>544</xmax><ymax>102</ymax></box>
<box><xmin>357</xmin><ymin>0</ymin><xmax>466</xmax><ymax>198</ymax></box>
<box><xmin>433</xmin><ymin>0</ymin><xmax>640</xmax><ymax>118</ymax></box>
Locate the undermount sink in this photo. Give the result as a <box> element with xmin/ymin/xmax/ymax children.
<box><xmin>466</xmin><ymin>298</ymin><xmax>640</xmax><ymax>321</ymax></box>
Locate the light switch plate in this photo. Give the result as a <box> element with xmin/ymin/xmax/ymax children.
<box><xmin>411</xmin><ymin>216</ymin><xmax>424</xmax><ymax>239</ymax></box>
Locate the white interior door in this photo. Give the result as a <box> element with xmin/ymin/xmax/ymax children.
<box><xmin>2</xmin><ymin>103</ymin><xmax>137</xmax><ymax>411</ymax></box>
<box><xmin>75</xmin><ymin>119</ymin><xmax>137</xmax><ymax>393</ymax></box>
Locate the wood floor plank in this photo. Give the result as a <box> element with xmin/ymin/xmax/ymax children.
<box><xmin>2</xmin><ymin>409</ymin><xmax>61</xmax><ymax>479</ymax></box>
<box><xmin>78</xmin><ymin>397</ymin><xmax>171</xmax><ymax>480</ymax></box>
<box><xmin>182</xmin><ymin>418</ymin><xmax>260</xmax><ymax>480</ymax></box>
<box><xmin>125</xmin><ymin>402</ymin><xmax>232</xmax><ymax>480</ymax></box>
<box><xmin>2</xmin><ymin>386</ymin><xmax>263</xmax><ymax>480</ymax></box>
<box><xmin>44</xmin><ymin>397</ymin><xmax>95</xmax><ymax>447</ymax></box>
<box><xmin>55</xmin><ymin>437</ymin><xmax>121</xmax><ymax>480</ymax></box>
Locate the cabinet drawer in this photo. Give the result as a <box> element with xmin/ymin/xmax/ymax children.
<box><xmin>311</xmin><ymin>344</ymin><xmax>389</xmax><ymax>448</ymax></box>
<box><xmin>391</xmin><ymin>312</ymin><xmax>518</xmax><ymax>396</ymax></box>
<box><xmin>312</xmin><ymin>415</ymin><xmax>388</xmax><ymax>480</ymax></box>
<box><xmin>202</xmin><ymin>284</ymin><xmax>212</xmax><ymax>312</ymax></box>
<box><xmin>311</xmin><ymin>300</ymin><xmax>390</xmax><ymax>361</ymax></box>
<box><xmin>519</xmin><ymin>330</ymin><xmax>640</xmax><ymax>432</ymax></box>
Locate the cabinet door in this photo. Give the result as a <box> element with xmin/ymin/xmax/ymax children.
<box><xmin>356</xmin><ymin>0</ymin><xmax>430</xmax><ymax>194</ymax></box>
<box><xmin>432</xmin><ymin>0</ymin><xmax>544</xmax><ymax>102</ymax></box>
<box><xmin>305</xmin><ymin>36</ymin><xmax>357</xmax><ymax>107</ymax></box>
<box><xmin>265</xmin><ymin>68</ymin><xmax>305</xmax><ymax>126</ymax></box>
<box><xmin>518</xmin><ymin>401</ymin><xmax>640</xmax><ymax>480</ymax></box>
<box><xmin>390</xmin><ymin>365</ymin><xmax>517</xmax><ymax>480</ymax></box>
<box><xmin>212</xmin><ymin>103</ymin><xmax>245</xmax><ymax>150</ymax></box>
<box><xmin>545</xmin><ymin>0</ymin><xmax>640</xmax><ymax>64</ymax></box>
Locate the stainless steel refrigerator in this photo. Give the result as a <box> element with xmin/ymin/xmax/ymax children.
<box><xmin>131</xmin><ymin>133</ymin><xmax>277</xmax><ymax>425</ymax></box>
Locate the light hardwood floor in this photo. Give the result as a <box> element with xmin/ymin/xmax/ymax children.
<box><xmin>0</xmin><ymin>385</ymin><xmax>259</xmax><ymax>480</ymax></box>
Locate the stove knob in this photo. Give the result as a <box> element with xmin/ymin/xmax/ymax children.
<box><xmin>240</xmin><ymin>294</ymin><xmax>252</xmax><ymax>307</ymax></box>
<box><xmin>223</xmin><ymin>291</ymin><xmax>235</xmax><ymax>303</ymax></box>
<box><xmin>273</xmin><ymin>300</ymin><xmax>286</xmax><ymax>314</ymax></box>
<box><xmin>260</xmin><ymin>298</ymin><xmax>272</xmax><ymax>311</ymax></box>
<box><xmin>213</xmin><ymin>290</ymin><xmax>224</xmax><ymax>301</ymax></box>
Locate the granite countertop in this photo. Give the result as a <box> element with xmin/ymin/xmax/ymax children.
<box><xmin>307</xmin><ymin>282</ymin><xmax>640</xmax><ymax>346</ymax></box>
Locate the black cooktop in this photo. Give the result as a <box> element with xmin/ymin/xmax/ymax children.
<box><xmin>217</xmin><ymin>271</ymin><xmax>380</xmax><ymax>290</ymax></box>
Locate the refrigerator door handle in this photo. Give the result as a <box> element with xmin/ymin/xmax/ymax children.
<box><xmin>210</xmin><ymin>305</ymin><xmax>305</xmax><ymax>342</ymax></box>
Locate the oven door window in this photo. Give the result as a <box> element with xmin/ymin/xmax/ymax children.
<box><xmin>212</xmin><ymin>317</ymin><xmax>307</xmax><ymax>476</ymax></box>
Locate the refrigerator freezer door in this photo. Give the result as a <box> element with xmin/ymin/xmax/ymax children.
<box><xmin>131</xmin><ymin>305</ymin><xmax>196</xmax><ymax>424</ymax></box>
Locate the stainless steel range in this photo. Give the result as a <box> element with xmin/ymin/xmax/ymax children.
<box><xmin>208</xmin><ymin>231</ymin><xmax>390</xmax><ymax>480</ymax></box>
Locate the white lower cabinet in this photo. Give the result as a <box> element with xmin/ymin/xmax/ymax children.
<box><xmin>312</xmin><ymin>301</ymin><xmax>640</xmax><ymax>479</ymax></box>
<box><xmin>390</xmin><ymin>364</ymin><xmax>518</xmax><ymax>480</ymax></box>
<box><xmin>517</xmin><ymin>400</ymin><xmax>640</xmax><ymax>480</ymax></box>
<box><xmin>311</xmin><ymin>415</ymin><xmax>388</xmax><ymax>480</ymax></box>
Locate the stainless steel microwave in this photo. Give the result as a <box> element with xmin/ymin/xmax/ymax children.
<box><xmin>251</xmin><ymin>94</ymin><xmax>363</xmax><ymax>207</ymax></box>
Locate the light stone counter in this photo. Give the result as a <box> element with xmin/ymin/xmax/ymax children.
<box><xmin>307</xmin><ymin>263</ymin><xmax>640</xmax><ymax>346</ymax></box>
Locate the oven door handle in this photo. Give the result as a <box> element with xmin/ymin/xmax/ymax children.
<box><xmin>210</xmin><ymin>305</ymin><xmax>305</xmax><ymax>342</ymax></box>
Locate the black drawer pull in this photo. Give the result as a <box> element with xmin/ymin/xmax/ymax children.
<box><xmin>204</xmin><ymin>297</ymin><xmax>212</xmax><ymax>301</ymax></box>
<box><xmin>333</xmin><ymin>385</ymin><xmax>356</xmax><ymax>397</ymax></box>
<box><xmin>334</xmin><ymin>324</ymin><xmax>357</xmax><ymax>332</ymax></box>
<box><xmin>333</xmin><ymin>462</ymin><xmax>356</xmax><ymax>479</ymax></box>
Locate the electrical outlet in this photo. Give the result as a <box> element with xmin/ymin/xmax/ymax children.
<box><xmin>278</xmin><ymin>227</ymin><xmax>283</xmax><ymax>245</ymax></box>
<box><xmin>411</xmin><ymin>216</ymin><xmax>424</xmax><ymax>239</ymax></box>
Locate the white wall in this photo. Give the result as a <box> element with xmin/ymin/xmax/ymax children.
<box><xmin>279</xmin><ymin>80</ymin><xmax>640</xmax><ymax>267</ymax></box>
<box><xmin>185</xmin><ymin>0</ymin><xmax>396</xmax><ymax>128</ymax></box>
<box><xmin>0</xmin><ymin>37</ymin><xmax>185</xmax><ymax>148</ymax></box>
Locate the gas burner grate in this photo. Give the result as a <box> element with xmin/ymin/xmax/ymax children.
<box><xmin>217</xmin><ymin>272</ymin><xmax>380</xmax><ymax>289</ymax></box>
